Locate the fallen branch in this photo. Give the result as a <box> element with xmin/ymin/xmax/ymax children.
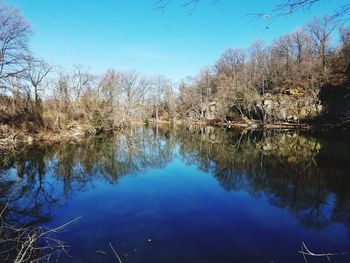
<box><xmin>299</xmin><ymin>242</ymin><xmax>347</xmax><ymax>263</ymax></box>
<box><xmin>109</xmin><ymin>242</ymin><xmax>122</xmax><ymax>263</ymax></box>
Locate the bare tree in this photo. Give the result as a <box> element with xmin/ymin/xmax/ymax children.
<box><xmin>25</xmin><ymin>57</ymin><xmax>53</xmax><ymax>103</ymax></box>
<box><xmin>215</xmin><ymin>48</ymin><xmax>246</xmax><ymax>79</ymax></box>
<box><xmin>196</xmin><ymin>68</ymin><xmax>213</xmax><ymax>119</ymax></box>
<box><xmin>306</xmin><ymin>15</ymin><xmax>338</xmax><ymax>75</ymax></box>
<box><xmin>150</xmin><ymin>75</ymin><xmax>171</xmax><ymax>122</ymax></box>
<box><xmin>70</xmin><ymin>65</ymin><xmax>95</xmax><ymax>102</ymax></box>
<box><xmin>291</xmin><ymin>28</ymin><xmax>314</xmax><ymax>68</ymax></box>
<box><xmin>118</xmin><ymin>71</ymin><xmax>151</xmax><ymax>123</ymax></box>
<box><xmin>163</xmin><ymin>82</ymin><xmax>176</xmax><ymax>121</ymax></box>
<box><xmin>99</xmin><ymin>69</ymin><xmax>120</xmax><ymax>113</ymax></box>
<box><xmin>0</xmin><ymin>4</ymin><xmax>31</xmax><ymax>89</ymax></box>
<box><xmin>272</xmin><ymin>34</ymin><xmax>294</xmax><ymax>77</ymax></box>
<box><xmin>247</xmin><ymin>40</ymin><xmax>269</xmax><ymax>95</ymax></box>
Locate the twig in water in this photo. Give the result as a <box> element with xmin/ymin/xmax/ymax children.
<box><xmin>1</xmin><ymin>216</ymin><xmax>81</xmax><ymax>263</ymax></box>
<box><xmin>109</xmin><ymin>242</ymin><xmax>122</xmax><ymax>263</ymax></box>
<box><xmin>298</xmin><ymin>241</ymin><xmax>347</xmax><ymax>263</ymax></box>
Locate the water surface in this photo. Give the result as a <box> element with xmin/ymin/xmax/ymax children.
<box><xmin>1</xmin><ymin>126</ymin><xmax>350</xmax><ymax>262</ymax></box>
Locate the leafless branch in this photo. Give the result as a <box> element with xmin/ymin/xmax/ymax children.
<box><xmin>154</xmin><ymin>0</ymin><xmax>222</xmax><ymax>12</ymax></box>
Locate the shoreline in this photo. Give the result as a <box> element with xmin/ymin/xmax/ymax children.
<box><xmin>0</xmin><ymin>120</ymin><xmax>348</xmax><ymax>151</ymax></box>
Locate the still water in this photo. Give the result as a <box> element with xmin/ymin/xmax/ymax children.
<box><xmin>1</xmin><ymin>126</ymin><xmax>350</xmax><ymax>262</ymax></box>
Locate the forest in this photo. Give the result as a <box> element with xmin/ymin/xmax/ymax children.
<box><xmin>0</xmin><ymin>1</ymin><xmax>350</xmax><ymax>147</ymax></box>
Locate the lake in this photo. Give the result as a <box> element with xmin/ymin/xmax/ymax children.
<box><xmin>0</xmin><ymin>125</ymin><xmax>349</xmax><ymax>263</ymax></box>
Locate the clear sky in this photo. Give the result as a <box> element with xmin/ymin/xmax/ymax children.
<box><xmin>6</xmin><ymin>0</ymin><xmax>349</xmax><ymax>81</ymax></box>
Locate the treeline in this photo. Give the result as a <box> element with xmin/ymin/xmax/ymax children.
<box><xmin>0</xmin><ymin>4</ymin><xmax>177</xmax><ymax>137</ymax></box>
<box><xmin>178</xmin><ymin>16</ymin><xmax>350</xmax><ymax>125</ymax></box>
<box><xmin>1</xmin><ymin>3</ymin><xmax>350</xmax><ymax>140</ymax></box>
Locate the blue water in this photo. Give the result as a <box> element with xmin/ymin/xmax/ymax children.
<box><xmin>1</xmin><ymin>126</ymin><xmax>349</xmax><ymax>262</ymax></box>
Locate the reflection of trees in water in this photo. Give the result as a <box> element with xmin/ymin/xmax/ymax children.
<box><xmin>0</xmin><ymin>126</ymin><xmax>177</xmax><ymax>224</ymax></box>
<box><xmin>48</xmin><ymin>126</ymin><xmax>177</xmax><ymax>192</ymax></box>
<box><xmin>1</xmin><ymin>125</ymin><xmax>350</xmax><ymax>238</ymax></box>
<box><xmin>176</xmin><ymin>126</ymin><xmax>350</xmax><ymax>233</ymax></box>
<box><xmin>0</xmin><ymin>146</ymin><xmax>63</xmax><ymax>262</ymax></box>
<box><xmin>0</xmin><ymin>126</ymin><xmax>178</xmax><ymax>261</ymax></box>
<box><xmin>0</xmin><ymin>146</ymin><xmax>61</xmax><ymax>227</ymax></box>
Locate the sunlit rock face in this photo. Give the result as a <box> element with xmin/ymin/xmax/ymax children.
<box><xmin>257</xmin><ymin>92</ymin><xmax>321</xmax><ymax>122</ymax></box>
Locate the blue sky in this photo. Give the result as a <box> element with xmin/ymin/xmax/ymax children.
<box><xmin>6</xmin><ymin>0</ymin><xmax>349</xmax><ymax>81</ymax></box>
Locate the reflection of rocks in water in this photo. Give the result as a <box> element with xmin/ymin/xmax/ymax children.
<box><xmin>258</xmin><ymin>132</ymin><xmax>321</xmax><ymax>168</ymax></box>
<box><xmin>0</xmin><ymin>126</ymin><xmax>350</xmax><ymax>240</ymax></box>
<box><xmin>175</xmin><ymin>127</ymin><xmax>350</xmax><ymax>234</ymax></box>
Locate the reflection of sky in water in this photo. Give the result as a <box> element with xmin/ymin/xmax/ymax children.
<box><xmin>1</xmin><ymin>127</ymin><xmax>350</xmax><ymax>263</ymax></box>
